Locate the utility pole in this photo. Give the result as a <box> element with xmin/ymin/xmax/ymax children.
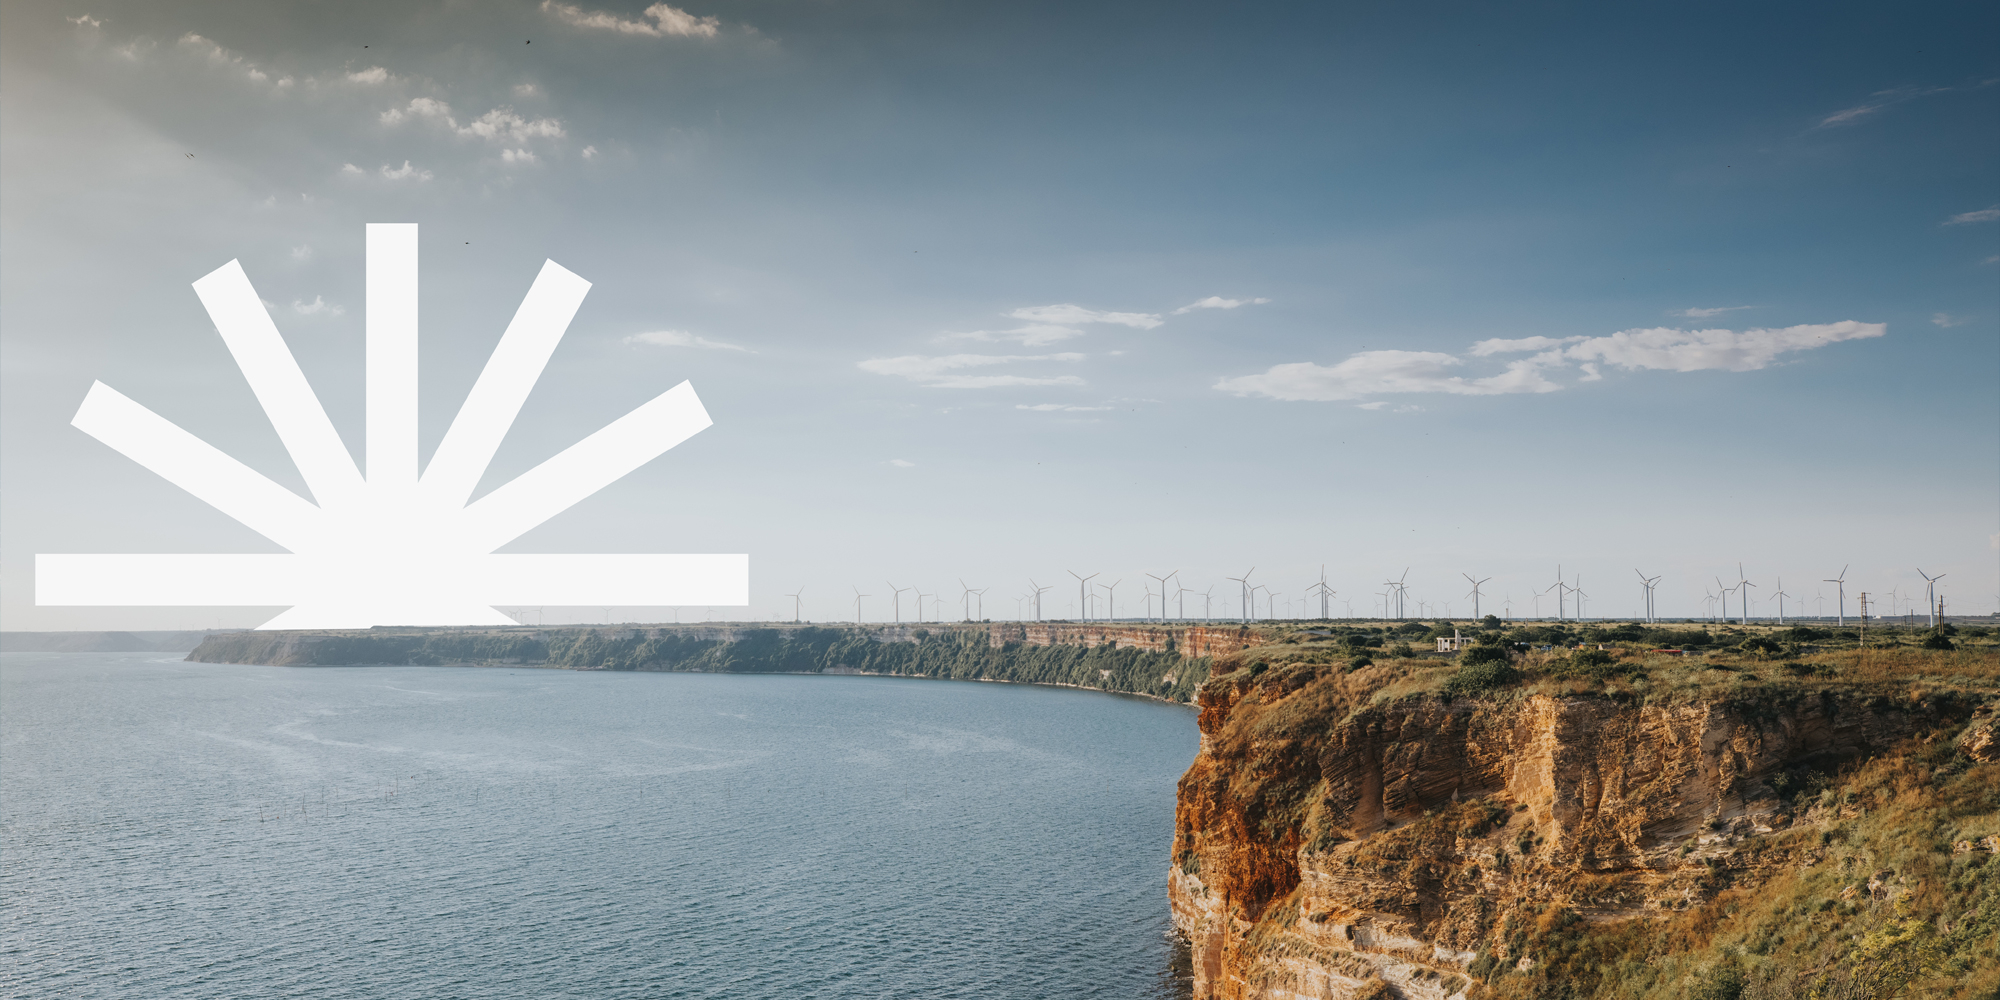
<box><xmin>1857</xmin><ymin>592</ymin><xmax>1868</xmax><ymax>647</ymax></box>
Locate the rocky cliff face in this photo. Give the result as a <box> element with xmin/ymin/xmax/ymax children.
<box><xmin>1170</xmin><ymin>659</ymin><xmax>1984</xmax><ymax>999</ymax></box>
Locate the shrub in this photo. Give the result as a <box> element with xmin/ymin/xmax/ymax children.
<box><xmin>1444</xmin><ymin>660</ymin><xmax>1521</xmax><ymax>698</ymax></box>
<box><xmin>1347</xmin><ymin>655</ymin><xmax>1373</xmax><ymax>670</ymax></box>
<box><xmin>1388</xmin><ymin>642</ymin><xmax>1417</xmax><ymax>658</ymax></box>
<box><xmin>1738</xmin><ymin>635</ymin><xmax>1784</xmax><ymax>657</ymax></box>
<box><xmin>1461</xmin><ymin>644</ymin><xmax>1512</xmax><ymax>666</ymax></box>
<box><xmin>1922</xmin><ymin>632</ymin><xmax>1956</xmax><ymax>651</ymax></box>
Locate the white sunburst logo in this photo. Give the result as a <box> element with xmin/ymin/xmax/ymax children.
<box><xmin>36</xmin><ymin>224</ymin><xmax>748</xmax><ymax>630</ymax></box>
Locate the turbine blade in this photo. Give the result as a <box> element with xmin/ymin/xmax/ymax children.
<box><xmin>190</xmin><ymin>259</ymin><xmax>364</xmax><ymax>510</ymax></box>
<box><xmin>457</xmin><ymin>380</ymin><xmax>711</xmax><ymax>552</ymax></box>
<box><xmin>70</xmin><ymin>382</ymin><xmax>326</xmax><ymax>552</ymax></box>
<box><xmin>366</xmin><ymin>224</ymin><xmax>420</xmax><ymax>495</ymax></box>
<box><xmin>421</xmin><ymin>258</ymin><xmax>591</xmax><ymax>510</ymax></box>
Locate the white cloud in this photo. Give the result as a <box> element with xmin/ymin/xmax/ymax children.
<box><xmin>514</xmin><ymin>83</ymin><xmax>541</xmax><ymax>98</ymax></box>
<box><xmin>1016</xmin><ymin>403</ymin><xmax>1112</xmax><ymax>412</ymax></box>
<box><xmin>1816</xmin><ymin>85</ymin><xmax>1951</xmax><ymax>128</ymax></box>
<box><xmin>859</xmin><ymin>352</ymin><xmax>1086</xmax><ymax>389</ymax></box>
<box><xmin>382</xmin><ymin>99</ymin><xmax>563</xmax><ymax>144</ymax></box>
<box><xmin>1676</xmin><ymin>305</ymin><xmax>1755</xmax><ymax>319</ymax></box>
<box><xmin>346</xmin><ymin>66</ymin><xmax>389</xmax><ymax>85</ymax></box>
<box><xmin>291</xmin><ymin>295</ymin><xmax>343</xmax><ymax>317</ymax></box>
<box><xmin>501</xmin><ymin>148</ymin><xmax>538</xmax><ymax>164</ymax></box>
<box><xmin>888</xmin><ymin>459</ymin><xmax>916</xmax><ymax>468</ymax></box>
<box><xmin>290</xmin><ymin>245</ymin><xmax>312</xmax><ymax>261</ymax></box>
<box><xmin>1932</xmin><ymin>313</ymin><xmax>1968</xmax><ymax>328</ymax></box>
<box><xmin>624</xmin><ymin>329</ymin><xmax>751</xmax><ymax>352</ymax></box>
<box><xmin>1008</xmin><ymin>304</ymin><xmax>1162</xmax><ymax>329</ymax></box>
<box><xmin>1945</xmin><ymin>207</ymin><xmax>2000</xmax><ymax>225</ymax></box>
<box><xmin>380</xmin><ymin>160</ymin><xmax>432</xmax><ymax>181</ymax></box>
<box><xmin>943</xmin><ymin>323</ymin><xmax>1081</xmax><ymax>347</ymax></box>
<box><xmin>1467</xmin><ymin>335</ymin><xmax>1582</xmax><ymax>356</ymax></box>
<box><xmin>177</xmin><ymin>33</ymin><xmax>291</xmax><ymax>89</ymax></box>
<box><xmin>1560</xmin><ymin>321</ymin><xmax>1885</xmax><ymax>372</ymax></box>
<box><xmin>1171</xmin><ymin>295</ymin><xmax>1270</xmax><ymax>315</ymax></box>
<box><xmin>67</xmin><ymin>14</ymin><xmax>103</xmax><ymax>27</ymax></box>
<box><xmin>341</xmin><ymin>163</ymin><xmax>365</xmax><ymax>175</ymax></box>
<box><xmin>1216</xmin><ymin>350</ymin><xmax>1563</xmax><ymax>401</ymax></box>
<box><xmin>541</xmin><ymin>0</ymin><xmax>722</xmax><ymax>38</ymax></box>
<box><xmin>1354</xmin><ymin>401</ymin><xmax>1387</xmax><ymax>410</ymax></box>
<box><xmin>581</xmin><ymin>145</ymin><xmax>598</xmax><ymax>159</ymax></box>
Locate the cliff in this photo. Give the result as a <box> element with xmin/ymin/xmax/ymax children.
<box><xmin>1171</xmin><ymin>638</ymin><xmax>2000</xmax><ymax>999</ymax></box>
<box><xmin>185</xmin><ymin>621</ymin><xmax>1271</xmax><ymax>705</ymax></box>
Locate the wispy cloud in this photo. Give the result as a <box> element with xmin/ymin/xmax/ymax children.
<box><xmin>177</xmin><ymin>33</ymin><xmax>293</xmax><ymax>89</ymax></box>
<box><xmin>540</xmin><ymin>0</ymin><xmax>722</xmax><ymax>38</ymax></box>
<box><xmin>1467</xmin><ymin>335</ymin><xmax>1583</xmax><ymax>356</ymax></box>
<box><xmin>1675</xmin><ymin>305</ymin><xmax>1755</xmax><ymax>319</ymax></box>
<box><xmin>1932</xmin><ymin>313</ymin><xmax>1968</xmax><ymax>328</ymax></box>
<box><xmin>1815</xmin><ymin>84</ymin><xmax>1952</xmax><ymax>128</ymax></box>
<box><xmin>1562</xmin><ymin>321</ymin><xmax>1884</xmax><ymax>372</ymax></box>
<box><xmin>1219</xmin><ymin>321</ymin><xmax>1885</xmax><ymax>402</ymax></box>
<box><xmin>1945</xmin><ymin>206</ymin><xmax>2000</xmax><ymax>225</ymax></box>
<box><xmin>624</xmin><ymin>329</ymin><xmax>751</xmax><ymax>351</ymax></box>
<box><xmin>290</xmin><ymin>245</ymin><xmax>312</xmax><ymax>262</ymax></box>
<box><xmin>1008</xmin><ymin>304</ymin><xmax>1162</xmax><ymax>329</ymax></box>
<box><xmin>291</xmin><ymin>295</ymin><xmax>343</xmax><ymax>317</ymax></box>
<box><xmin>1171</xmin><ymin>295</ymin><xmax>1270</xmax><ymax>315</ymax></box>
<box><xmin>942</xmin><ymin>324</ymin><xmax>1082</xmax><ymax>347</ymax></box>
<box><xmin>1016</xmin><ymin>403</ymin><xmax>1112</xmax><ymax>412</ymax></box>
<box><xmin>1217</xmin><ymin>351</ymin><xmax>1562</xmax><ymax>401</ymax></box>
<box><xmin>859</xmin><ymin>352</ymin><xmax>1086</xmax><ymax>389</ymax></box>
<box><xmin>378</xmin><ymin>160</ymin><xmax>432</xmax><ymax>181</ymax></box>
<box><xmin>382</xmin><ymin>99</ymin><xmax>564</xmax><ymax>144</ymax></box>
<box><xmin>346</xmin><ymin>66</ymin><xmax>390</xmax><ymax>85</ymax></box>
<box><xmin>888</xmin><ymin>459</ymin><xmax>916</xmax><ymax>468</ymax></box>
<box><xmin>67</xmin><ymin>14</ymin><xmax>103</xmax><ymax>28</ymax></box>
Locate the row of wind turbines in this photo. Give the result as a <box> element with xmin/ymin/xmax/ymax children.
<box><xmin>768</xmin><ymin>563</ymin><xmax>1957</xmax><ymax>628</ymax></box>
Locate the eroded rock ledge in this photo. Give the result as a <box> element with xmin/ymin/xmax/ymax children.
<box><xmin>1171</xmin><ymin>659</ymin><xmax>1987</xmax><ymax>999</ymax></box>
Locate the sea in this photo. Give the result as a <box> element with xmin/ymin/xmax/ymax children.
<box><xmin>0</xmin><ymin>652</ymin><xmax>1199</xmax><ymax>998</ymax></box>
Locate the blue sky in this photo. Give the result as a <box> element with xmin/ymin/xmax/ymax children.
<box><xmin>2</xmin><ymin>0</ymin><xmax>1995</xmax><ymax>628</ymax></box>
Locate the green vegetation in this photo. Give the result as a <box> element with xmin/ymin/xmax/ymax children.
<box><xmin>1473</xmin><ymin>722</ymin><xmax>2000</xmax><ymax>1000</ymax></box>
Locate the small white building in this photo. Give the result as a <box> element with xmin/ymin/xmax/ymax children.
<box><xmin>1436</xmin><ymin>628</ymin><xmax>1477</xmax><ymax>652</ymax></box>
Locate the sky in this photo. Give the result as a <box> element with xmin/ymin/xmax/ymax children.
<box><xmin>2</xmin><ymin>0</ymin><xmax>1995</xmax><ymax>630</ymax></box>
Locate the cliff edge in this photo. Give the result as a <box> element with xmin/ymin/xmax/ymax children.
<box><xmin>1171</xmin><ymin>631</ymin><xmax>2000</xmax><ymax>999</ymax></box>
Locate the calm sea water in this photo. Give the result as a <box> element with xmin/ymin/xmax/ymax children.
<box><xmin>1</xmin><ymin>653</ymin><xmax>1198</xmax><ymax>999</ymax></box>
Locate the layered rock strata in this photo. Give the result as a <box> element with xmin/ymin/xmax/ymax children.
<box><xmin>1171</xmin><ymin>662</ymin><xmax>1977</xmax><ymax>999</ymax></box>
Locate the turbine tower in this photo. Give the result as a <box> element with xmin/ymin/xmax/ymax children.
<box><xmin>1145</xmin><ymin>570</ymin><xmax>1177</xmax><ymax>624</ymax></box>
<box><xmin>1770</xmin><ymin>578</ymin><xmax>1791</xmax><ymax>625</ymax></box>
<box><xmin>1099</xmin><ymin>579</ymin><xmax>1122</xmax><ymax>621</ymax></box>
<box><xmin>1463</xmin><ymin>573</ymin><xmax>1491</xmax><ymax>620</ymax></box>
<box><xmin>1823</xmin><ymin>565</ymin><xmax>1849</xmax><ymax>626</ymax></box>
<box><xmin>1068</xmin><ymin>570</ymin><xmax>1099</xmax><ymax>622</ymax></box>
<box><xmin>959</xmin><ymin>578</ymin><xmax>976</xmax><ymax>621</ymax></box>
<box><xmin>1028</xmin><ymin>579</ymin><xmax>1052</xmax><ymax>621</ymax></box>
<box><xmin>851</xmin><ymin>586</ymin><xmax>870</xmax><ymax>624</ymax></box>
<box><xmin>785</xmin><ymin>585</ymin><xmax>805</xmax><ymax>623</ymax></box>
<box><xmin>886</xmin><ymin>581</ymin><xmax>912</xmax><ymax>623</ymax></box>
<box><xmin>1634</xmin><ymin>569</ymin><xmax>1661</xmax><ymax>623</ymax></box>
<box><xmin>1918</xmin><ymin>568</ymin><xmax>1947</xmax><ymax>627</ymax></box>
<box><xmin>1225</xmin><ymin>568</ymin><xmax>1255</xmax><ymax>624</ymax></box>
<box><xmin>1734</xmin><ymin>564</ymin><xmax>1756</xmax><ymax>623</ymax></box>
<box><xmin>1549</xmin><ymin>566</ymin><xmax>1567</xmax><ymax>621</ymax></box>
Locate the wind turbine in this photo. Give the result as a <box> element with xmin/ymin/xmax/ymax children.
<box><xmin>1028</xmin><ymin>579</ymin><xmax>1053</xmax><ymax>621</ymax></box>
<box><xmin>959</xmin><ymin>579</ymin><xmax>977</xmax><ymax>621</ymax></box>
<box><xmin>1225</xmin><ymin>568</ymin><xmax>1255</xmax><ymax>624</ymax></box>
<box><xmin>1175</xmin><ymin>584</ymin><xmax>1193</xmax><ymax>621</ymax></box>
<box><xmin>1823</xmin><ymin>565</ymin><xmax>1849</xmax><ymax>625</ymax></box>
<box><xmin>1549</xmin><ymin>566</ymin><xmax>1568</xmax><ymax>621</ymax></box>
<box><xmin>1572</xmin><ymin>578</ymin><xmax>1587</xmax><ymax>620</ymax></box>
<box><xmin>917</xmin><ymin>589</ymin><xmax>936</xmax><ymax>622</ymax></box>
<box><xmin>1463</xmin><ymin>574</ymin><xmax>1491</xmax><ymax>620</ymax></box>
<box><xmin>1634</xmin><ymin>569</ymin><xmax>1661</xmax><ymax>624</ymax></box>
<box><xmin>1389</xmin><ymin>569</ymin><xmax>1411</xmax><ymax>619</ymax></box>
<box><xmin>886</xmin><ymin>582</ymin><xmax>913</xmax><ymax>623</ymax></box>
<box><xmin>1145</xmin><ymin>570</ymin><xmax>1177</xmax><ymax>624</ymax></box>
<box><xmin>1099</xmin><ymin>579</ymin><xmax>1122</xmax><ymax>621</ymax></box>
<box><xmin>1770</xmin><ymin>578</ymin><xmax>1791</xmax><ymax>624</ymax></box>
<box><xmin>1734</xmin><ymin>564</ymin><xmax>1756</xmax><ymax>623</ymax></box>
<box><xmin>1918</xmin><ymin>568</ymin><xmax>1947</xmax><ymax>627</ymax></box>
<box><xmin>1268</xmin><ymin>590</ymin><xmax>1283</xmax><ymax>620</ymax></box>
<box><xmin>785</xmin><ymin>585</ymin><xmax>805</xmax><ymax>623</ymax></box>
<box><xmin>1201</xmin><ymin>585</ymin><xmax>1215</xmax><ymax>622</ymax></box>
<box><xmin>970</xmin><ymin>588</ymin><xmax>986</xmax><ymax>619</ymax></box>
<box><xmin>1715</xmin><ymin>577</ymin><xmax>1738</xmax><ymax>624</ymax></box>
<box><xmin>1068</xmin><ymin>570</ymin><xmax>1099</xmax><ymax>621</ymax></box>
<box><xmin>852</xmin><ymin>586</ymin><xmax>870</xmax><ymax>624</ymax></box>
